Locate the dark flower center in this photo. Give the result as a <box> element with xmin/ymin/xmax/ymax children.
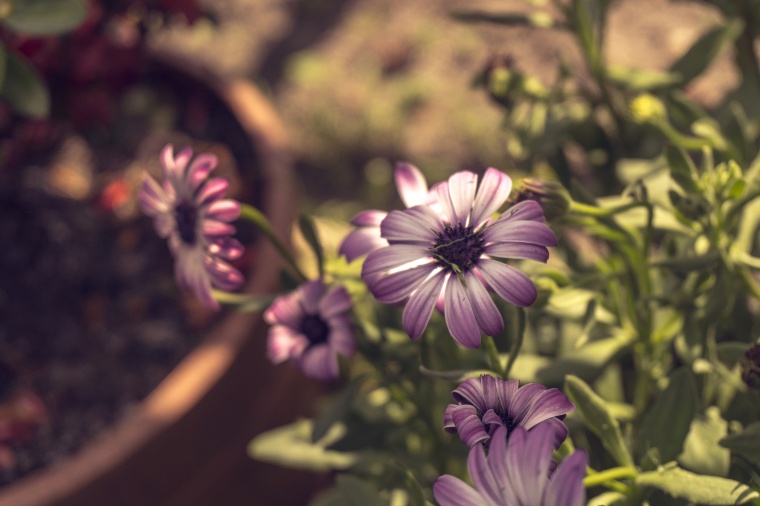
<box><xmin>499</xmin><ymin>411</ymin><xmax>516</xmax><ymax>433</ymax></box>
<box><xmin>175</xmin><ymin>202</ymin><xmax>198</xmax><ymax>245</ymax></box>
<box><xmin>430</xmin><ymin>224</ymin><xmax>484</xmax><ymax>273</ymax></box>
<box><xmin>301</xmin><ymin>314</ymin><xmax>330</xmax><ymax>346</ymax></box>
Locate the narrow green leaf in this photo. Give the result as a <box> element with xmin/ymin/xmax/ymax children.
<box><xmin>669</xmin><ymin>19</ymin><xmax>744</xmax><ymax>86</ymax></box>
<box><xmin>638</xmin><ymin>367</ymin><xmax>698</xmax><ymax>464</ymax></box>
<box><xmin>450</xmin><ymin>10</ymin><xmax>558</xmax><ymax>28</ymax></box>
<box><xmin>2</xmin><ymin>0</ymin><xmax>87</xmax><ymax>35</ymax></box>
<box><xmin>720</xmin><ymin>421</ymin><xmax>760</xmax><ymax>467</ymax></box>
<box><xmin>299</xmin><ymin>214</ymin><xmax>325</xmax><ymax>279</ymax></box>
<box><xmin>606</xmin><ymin>65</ymin><xmax>681</xmax><ymax>91</ymax></box>
<box><xmin>636</xmin><ymin>465</ymin><xmax>759</xmax><ymax>504</ymax></box>
<box><xmin>0</xmin><ymin>51</ymin><xmax>49</xmax><ymax>117</ymax></box>
<box><xmin>666</xmin><ymin>145</ymin><xmax>699</xmax><ymax>193</ymax></box>
<box><xmin>248</xmin><ymin>419</ymin><xmax>357</xmax><ymax>471</ymax></box>
<box><xmin>565</xmin><ymin>375</ymin><xmax>634</xmax><ymax>467</ymax></box>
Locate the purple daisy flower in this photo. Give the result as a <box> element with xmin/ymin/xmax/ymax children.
<box><xmin>362</xmin><ymin>168</ymin><xmax>557</xmax><ymax>348</ymax></box>
<box><xmin>433</xmin><ymin>424</ymin><xmax>587</xmax><ymax>506</ymax></box>
<box><xmin>138</xmin><ymin>144</ymin><xmax>245</xmax><ymax>309</ymax></box>
<box><xmin>444</xmin><ymin>375</ymin><xmax>574</xmax><ymax>448</ymax></box>
<box><xmin>265</xmin><ymin>280</ymin><xmax>356</xmax><ymax>380</ymax></box>
<box><xmin>339</xmin><ymin>162</ymin><xmax>438</xmax><ymax>262</ymax></box>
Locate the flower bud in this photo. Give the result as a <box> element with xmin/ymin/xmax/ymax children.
<box><xmin>512</xmin><ymin>178</ymin><xmax>571</xmax><ymax>221</ymax></box>
<box><xmin>629</xmin><ymin>94</ymin><xmax>668</xmax><ymax>125</ymax></box>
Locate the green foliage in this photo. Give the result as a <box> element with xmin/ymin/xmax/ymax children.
<box><xmin>1</xmin><ymin>0</ymin><xmax>88</xmax><ymax>36</ymax></box>
<box><xmin>0</xmin><ymin>50</ymin><xmax>49</xmax><ymax>118</ymax></box>
<box><xmin>636</xmin><ymin>464</ymin><xmax>759</xmax><ymax>504</ymax></box>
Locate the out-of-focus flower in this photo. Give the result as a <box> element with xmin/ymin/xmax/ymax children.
<box><xmin>512</xmin><ymin>178</ymin><xmax>571</xmax><ymax>222</ymax></box>
<box><xmin>138</xmin><ymin>144</ymin><xmax>244</xmax><ymax>309</ymax></box>
<box><xmin>265</xmin><ymin>280</ymin><xmax>355</xmax><ymax>380</ymax></box>
<box><xmin>362</xmin><ymin>168</ymin><xmax>556</xmax><ymax>348</ymax></box>
<box><xmin>444</xmin><ymin>375</ymin><xmax>574</xmax><ymax>448</ymax></box>
<box><xmin>433</xmin><ymin>425</ymin><xmax>587</xmax><ymax>506</ymax></box>
<box><xmin>339</xmin><ymin>162</ymin><xmax>437</xmax><ymax>262</ymax></box>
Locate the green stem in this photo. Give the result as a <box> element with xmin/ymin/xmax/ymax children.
<box><xmin>569</xmin><ymin>201</ymin><xmax>644</xmax><ymax>218</ymax></box>
<box><xmin>583</xmin><ymin>466</ymin><xmax>637</xmax><ymax>488</ymax></box>
<box><xmin>482</xmin><ymin>335</ymin><xmax>505</xmax><ymax>378</ymax></box>
<box><xmin>239</xmin><ymin>203</ymin><xmax>307</xmax><ymax>282</ymax></box>
<box><xmin>211</xmin><ymin>290</ymin><xmax>276</xmax><ymax>312</ymax></box>
<box><xmin>503</xmin><ymin>307</ymin><xmax>526</xmax><ymax>379</ymax></box>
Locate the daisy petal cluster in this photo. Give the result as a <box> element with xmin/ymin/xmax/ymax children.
<box><xmin>138</xmin><ymin>145</ymin><xmax>245</xmax><ymax>309</ymax></box>
<box><xmin>362</xmin><ymin>168</ymin><xmax>557</xmax><ymax>348</ymax></box>
<box><xmin>444</xmin><ymin>375</ymin><xmax>574</xmax><ymax>448</ymax></box>
<box><xmin>265</xmin><ymin>281</ymin><xmax>356</xmax><ymax>380</ymax></box>
<box><xmin>433</xmin><ymin>425</ymin><xmax>587</xmax><ymax>506</ymax></box>
<box><xmin>339</xmin><ymin>162</ymin><xmax>438</xmax><ymax>262</ymax></box>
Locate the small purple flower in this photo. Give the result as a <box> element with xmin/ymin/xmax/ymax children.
<box><xmin>444</xmin><ymin>375</ymin><xmax>574</xmax><ymax>448</ymax></box>
<box><xmin>339</xmin><ymin>162</ymin><xmax>437</xmax><ymax>262</ymax></box>
<box><xmin>265</xmin><ymin>281</ymin><xmax>356</xmax><ymax>380</ymax></box>
<box><xmin>433</xmin><ymin>425</ymin><xmax>587</xmax><ymax>506</ymax></box>
<box><xmin>138</xmin><ymin>144</ymin><xmax>244</xmax><ymax>309</ymax></box>
<box><xmin>362</xmin><ymin>168</ymin><xmax>557</xmax><ymax>348</ymax></box>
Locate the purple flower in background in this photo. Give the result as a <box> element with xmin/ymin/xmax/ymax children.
<box><xmin>339</xmin><ymin>162</ymin><xmax>438</xmax><ymax>262</ymax></box>
<box><xmin>362</xmin><ymin>168</ymin><xmax>557</xmax><ymax>348</ymax></box>
<box><xmin>433</xmin><ymin>425</ymin><xmax>587</xmax><ymax>506</ymax></box>
<box><xmin>265</xmin><ymin>281</ymin><xmax>355</xmax><ymax>380</ymax></box>
<box><xmin>138</xmin><ymin>144</ymin><xmax>244</xmax><ymax>309</ymax></box>
<box><xmin>444</xmin><ymin>375</ymin><xmax>574</xmax><ymax>448</ymax></box>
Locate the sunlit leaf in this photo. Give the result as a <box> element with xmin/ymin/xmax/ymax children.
<box><xmin>636</xmin><ymin>464</ymin><xmax>759</xmax><ymax>504</ymax></box>
<box><xmin>678</xmin><ymin>407</ymin><xmax>730</xmax><ymax>477</ymax></box>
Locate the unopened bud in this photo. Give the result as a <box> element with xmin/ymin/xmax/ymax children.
<box><xmin>513</xmin><ymin>178</ymin><xmax>571</xmax><ymax>221</ymax></box>
<box><xmin>630</xmin><ymin>94</ymin><xmax>668</xmax><ymax>125</ymax></box>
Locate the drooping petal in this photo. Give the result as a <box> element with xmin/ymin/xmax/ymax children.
<box><xmin>380</xmin><ymin>208</ymin><xmax>439</xmax><ymax>243</ymax></box>
<box><xmin>481</xmin><ymin>409</ymin><xmax>503</xmax><ymax>429</ymax></box>
<box><xmin>507</xmin><ymin>383</ymin><xmax>550</xmax><ymax>423</ymax></box>
<box><xmin>266</xmin><ymin>325</ymin><xmax>308</xmax><ymax>363</ymax></box>
<box><xmin>195</xmin><ymin>178</ymin><xmax>230</xmax><ymax>206</ymax></box>
<box><xmin>486</xmin><ymin>427</ymin><xmax>521</xmax><ymax>506</ymax></box>
<box><xmin>319</xmin><ymin>285</ymin><xmax>353</xmax><ymax>318</ymax></box>
<box><xmin>518</xmin><ymin>388</ymin><xmax>576</xmax><ymax>430</ymax></box>
<box><xmin>467</xmin><ymin>444</ymin><xmax>504</xmax><ymax>506</ymax></box>
<box><xmin>138</xmin><ymin>175</ymin><xmax>171</xmax><ymax>216</ymax></box>
<box><xmin>482</xmin><ymin>220</ymin><xmax>557</xmax><ymax>247</ymax></box>
<box><xmin>484</xmin><ymin>242</ymin><xmax>550</xmax><ymax>263</ymax></box>
<box><xmin>339</xmin><ymin>228</ymin><xmax>387</xmax><ymax>262</ymax></box>
<box><xmin>350</xmin><ymin>210</ymin><xmax>387</xmax><ymax>227</ymax></box>
<box><xmin>300</xmin><ymin>280</ymin><xmax>325</xmax><ymax>314</ymax></box>
<box><xmin>444</xmin><ymin>276</ymin><xmax>481</xmax><ymax>348</ymax></box>
<box><xmin>367</xmin><ymin>263</ymin><xmax>436</xmax><ymax>304</ymax></box>
<box><xmin>204</xmin><ymin>256</ymin><xmax>244</xmax><ymax>291</ymax></box>
<box><xmin>433</xmin><ymin>476</ymin><xmax>486</xmax><ymax>506</ymax></box>
<box><xmin>206</xmin><ymin>199</ymin><xmax>241</xmax><ymax>222</ymax></box>
<box><xmin>187</xmin><ymin>153</ymin><xmax>218</xmax><ymax>192</ymax></box>
<box><xmin>513</xmin><ymin>424</ymin><xmax>555</xmax><ymax>505</ymax></box>
<box><xmin>451</xmin><ymin>377</ymin><xmax>487</xmax><ymax>412</ymax></box>
<box><xmin>463</xmin><ymin>271</ymin><xmax>503</xmax><ymax>337</ymax></box>
<box><xmin>533</xmin><ymin>417</ymin><xmax>570</xmax><ymax>449</ymax></box>
<box><xmin>446</xmin><ymin>171</ymin><xmax>478</xmax><ymax>226</ymax></box>
<box><xmin>450</xmin><ymin>405</ymin><xmax>490</xmax><ymax>446</ymax></box>
<box><xmin>470</xmin><ymin>168</ymin><xmax>512</xmax><ymax>228</ymax></box>
<box><xmin>402</xmin><ymin>271</ymin><xmax>446</xmax><ymax>339</ymax></box>
<box><xmin>394</xmin><ymin>162</ymin><xmax>429</xmax><ymax>208</ymax></box>
<box><xmin>362</xmin><ymin>244</ymin><xmax>431</xmax><ymax>277</ymax></box>
<box><xmin>208</xmin><ymin>238</ymin><xmax>244</xmax><ymax>260</ymax></box>
<box><xmin>542</xmin><ymin>450</ymin><xmax>588</xmax><ymax>506</ymax></box>
<box><xmin>299</xmin><ymin>345</ymin><xmax>338</xmax><ymax>380</ymax></box>
<box><xmin>477</xmin><ymin>259</ymin><xmax>538</xmax><ymax>307</ymax></box>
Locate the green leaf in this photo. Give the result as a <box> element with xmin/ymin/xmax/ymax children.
<box><xmin>450</xmin><ymin>10</ymin><xmax>557</xmax><ymax>28</ymax></box>
<box><xmin>570</xmin><ymin>0</ymin><xmax>602</xmax><ymax>72</ymax></box>
<box><xmin>720</xmin><ymin>421</ymin><xmax>760</xmax><ymax>467</ymax></box>
<box><xmin>312</xmin><ymin>378</ymin><xmax>364</xmax><ymax>443</ymax></box>
<box><xmin>606</xmin><ymin>65</ymin><xmax>681</xmax><ymax>91</ymax></box>
<box><xmin>638</xmin><ymin>367</ymin><xmax>698</xmax><ymax>464</ymax></box>
<box><xmin>299</xmin><ymin>214</ymin><xmax>325</xmax><ymax>279</ymax></box>
<box><xmin>2</xmin><ymin>0</ymin><xmax>87</xmax><ymax>35</ymax></box>
<box><xmin>717</xmin><ymin>341</ymin><xmax>751</xmax><ymax>365</ymax></box>
<box><xmin>666</xmin><ymin>145</ymin><xmax>699</xmax><ymax>193</ymax></box>
<box><xmin>248</xmin><ymin>419</ymin><xmax>357</xmax><ymax>471</ymax></box>
<box><xmin>636</xmin><ymin>465</ymin><xmax>759</xmax><ymax>504</ymax></box>
<box><xmin>310</xmin><ymin>475</ymin><xmax>387</xmax><ymax>506</ymax></box>
<box><xmin>0</xmin><ymin>51</ymin><xmax>49</xmax><ymax>117</ymax></box>
<box><xmin>669</xmin><ymin>19</ymin><xmax>744</xmax><ymax>86</ymax></box>
<box><xmin>565</xmin><ymin>375</ymin><xmax>634</xmax><ymax>467</ymax></box>
<box><xmin>678</xmin><ymin>407</ymin><xmax>730</xmax><ymax>477</ymax></box>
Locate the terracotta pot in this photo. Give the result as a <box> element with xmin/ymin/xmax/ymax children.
<box><xmin>0</xmin><ymin>50</ymin><xmax>325</xmax><ymax>505</ymax></box>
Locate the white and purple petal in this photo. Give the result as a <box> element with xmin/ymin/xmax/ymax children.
<box><xmin>470</xmin><ymin>168</ymin><xmax>512</xmax><ymax>228</ymax></box>
<box><xmin>394</xmin><ymin>162</ymin><xmax>430</xmax><ymax>208</ymax></box>
<box><xmin>402</xmin><ymin>271</ymin><xmax>446</xmax><ymax>340</ymax></box>
<box><xmin>477</xmin><ymin>259</ymin><xmax>538</xmax><ymax>307</ymax></box>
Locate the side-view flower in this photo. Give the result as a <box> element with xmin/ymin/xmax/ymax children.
<box><xmin>138</xmin><ymin>144</ymin><xmax>245</xmax><ymax>309</ymax></box>
<box><xmin>444</xmin><ymin>375</ymin><xmax>574</xmax><ymax>448</ymax></box>
<box><xmin>339</xmin><ymin>162</ymin><xmax>438</xmax><ymax>262</ymax></box>
<box><xmin>362</xmin><ymin>168</ymin><xmax>557</xmax><ymax>348</ymax></box>
<box><xmin>265</xmin><ymin>280</ymin><xmax>356</xmax><ymax>380</ymax></box>
<box><xmin>433</xmin><ymin>424</ymin><xmax>587</xmax><ymax>506</ymax></box>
